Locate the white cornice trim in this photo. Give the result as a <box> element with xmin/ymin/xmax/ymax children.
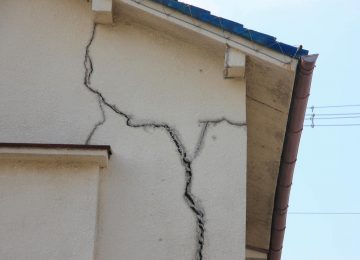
<box><xmin>0</xmin><ymin>147</ymin><xmax>109</xmax><ymax>168</ymax></box>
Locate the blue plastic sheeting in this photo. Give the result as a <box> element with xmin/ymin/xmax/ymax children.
<box><xmin>149</xmin><ymin>0</ymin><xmax>309</xmax><ymax>58</ymax></box>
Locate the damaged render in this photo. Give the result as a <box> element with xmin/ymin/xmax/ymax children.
<box><xmin>84</xmin><ymin>23</ymin><xmax>246</xmax><ymax>260</ymax></box>
<box><xmin>85</xmin><ymin>95</ymin><xmax>106</xmax><ymax>145</ymax></box>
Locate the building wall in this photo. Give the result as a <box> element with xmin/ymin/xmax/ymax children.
<box><xmin>0</xmin><ymin>160</ymin><xmax>100</xmax><ymax>260</ymax></box>
<box><xmin>0</xmin><ymin>1</ymin><xmax>247</xmax><ymax>259</ymax></box>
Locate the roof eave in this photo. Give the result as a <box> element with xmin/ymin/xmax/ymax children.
<box><xmin>148</xmin><ymin>0</ymin><xmax>309</xmax><ymax>58</ymax></box>
<box><xmin>120</xmin><ymin>0</ymin><xmax>299</xmax><ymax>71</ymax></box>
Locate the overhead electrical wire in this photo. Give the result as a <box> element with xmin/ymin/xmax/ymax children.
<box><xmin>307</xmin><ymin>104</ymin><xmax>360</xmax><ymax>109</ymax></box>
<box><xmin>305</xmin><ymin>112</ymin><xmax>360</xmax><ymax>117</ymax></box>
<box><xmin>288</xmin><ymin>212</ymin><xmax>360</xmax><ymax>215</ymax></box>
<box><xmin>304</xmin><ymin>124</ymin><xmax>360</xmax><ymax>127</ymax></box>
<box><xmin>305</xmin><ymin>115</ymin><xmax>360</xmax><ymax>120</ymax></box>
<box><xmin>304</xmin><ymin>104</ymin><xmax>360</xmax><ymax>127</ymax></box>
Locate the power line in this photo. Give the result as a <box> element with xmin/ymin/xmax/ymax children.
<box><xmin>304</xmin><ymin>110</ymin><xmax>360</xmax><ymax>127</ymax></box>
<box><xmin>305</xmin><ymin>112</ymin><xmax>360</xmax><ymax>116</ymax></box>
<box><xmin>289</xmin><ymin>212</ymin><xmax>360</xmax><ymax>215</ymax></box>
<box><xmin>305</xmin><ymin>115</ymin><xmax>360</xmax><ymax>120</ymax></box>
<box><xmin>307</xmin><ymin>104</ymin><xmax>360</xmax><ymax>109</ymax></box>
<box><xmin>304</xmin><ymin>124</ymin><xmax>360</xmax><ymax>127</ymax></box>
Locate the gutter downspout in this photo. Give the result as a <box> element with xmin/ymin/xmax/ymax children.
<box><xmin>268</xmin><ymin>54</ymin><xmax>318</xmax><ymax>260</ymax></box>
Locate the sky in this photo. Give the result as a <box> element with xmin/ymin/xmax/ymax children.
<box><xmin>181</xmin><ymin>0</ymin><xmax>360</xmax><ymax>259</ymax></box>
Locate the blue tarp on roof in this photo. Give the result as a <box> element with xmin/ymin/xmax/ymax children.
<box><xmin>150</xmin><ymin>0</ymin><xmax>309</xmax><ymax>58</ymax></box>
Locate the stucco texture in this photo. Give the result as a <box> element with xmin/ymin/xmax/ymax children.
<box><xmin>0</xmin><ymin>1</ymin><xmax>247</xmax><ymax>260</ymax></box>
<box><xmin>0</xmin><ymin>160</ymin><xmax>99</xmax><ymax>260</ymax></box>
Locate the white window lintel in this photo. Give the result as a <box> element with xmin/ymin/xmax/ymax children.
<box><xmin>0</xmin><ymin>143</ymin><xmax>111</xmax><ymax>168</ymax></box>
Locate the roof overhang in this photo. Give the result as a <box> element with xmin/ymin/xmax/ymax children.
<box><xmin>115</xmin><ymin>0</ymin><xmax>298</xmax><ymax>71</ymax></box>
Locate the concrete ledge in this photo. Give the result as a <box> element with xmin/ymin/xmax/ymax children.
<box><xmin>0</xmin><ymin>143</ymin><xmax>111</xmax><ymax>168</ymax></box>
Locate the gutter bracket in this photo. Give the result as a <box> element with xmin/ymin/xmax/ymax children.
<box><xmin>92</xmin><ymin>0</ymin><xmax>113</xmax><ymax>25</ymax></box>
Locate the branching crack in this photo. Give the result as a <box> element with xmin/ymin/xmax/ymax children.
<box><xmin>83</xmin><ymin>23</ymin><xmax>246</xmax><ymax>260</ymax></box>
<box><xmin>191</xmin><ymin>118</ymin><xmax>247</xmax><ymax>161</ymax></box>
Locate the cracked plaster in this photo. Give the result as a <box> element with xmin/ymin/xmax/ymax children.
<box><xmin>84</xmin><ymin>24</ymin><xmax>246</xmax><ymax>259</ymax></box>
<box><xmin>0</xmin><ymin>1</ymin><xmax>248</xmax><ymax>259</ymax></box>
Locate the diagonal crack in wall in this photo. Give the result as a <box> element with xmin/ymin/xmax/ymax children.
<box><xmin>83</xmin><ymin>23</ymin><xmax>246</xmax><ymax>260</ymax></box>
<box><xmin>85</xmin><ymin>95</ymin><xmax>106</xmax><ymax>145</ymax></box>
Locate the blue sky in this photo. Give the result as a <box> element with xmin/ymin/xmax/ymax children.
<box><xmin>183</xmin><ymin>0</ymin><xmax>360</xmax><ymax>259</ymax></box>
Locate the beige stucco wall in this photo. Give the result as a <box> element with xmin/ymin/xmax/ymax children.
<box><xmin>0</xmin><ymin>160</ymin><xmax>100</xmax><ymax>260</ymax></box>
<box><xmin>0</xmin><ymin>1</ymin><xmax>247</xmax><ymax>259</ymax></box>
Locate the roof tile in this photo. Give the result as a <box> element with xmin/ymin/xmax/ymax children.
<box><xmin>150</xmin><ymin>0</ymin><xmax>309</xmax><ymax>57</ymax></box>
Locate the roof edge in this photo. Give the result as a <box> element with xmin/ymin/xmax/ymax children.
<box><xmin>268</xmin><ymin>54</ymin><xmax>319</xmax><ymax>260</ymax></box>
<box><xmin>148</xmin><ymin>0</ymin><xmax>309</xmax><ymax>58</ymax></box>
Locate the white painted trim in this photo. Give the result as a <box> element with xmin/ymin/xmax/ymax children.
<box><xmin>224</xmin><ymin>46</ymin><xmax>246</xmax><ymax>79</ymax></box>
<box><xmin>92</xmin><ymin>0</ymin><xmax>113</xmax><ymax>24</ymax></box>
<box><xmin>0</xmin><ymin>147</ymin><xmax>109</xmax><ymax>168</ymax></box>
<box><xmin>120</xmin><ymin>0</ymin><xmax>298</xmax><ymax>71</ymax></box>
